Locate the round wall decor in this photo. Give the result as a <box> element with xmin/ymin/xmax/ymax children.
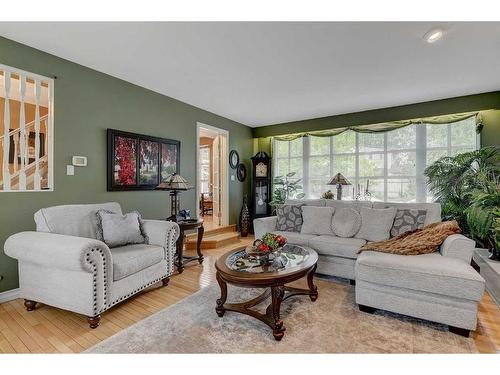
<box><xmin>236</xmin><ymin>163</ymin><xmax>247</xmax><ymax>182</ymax></box>
<box><xmin>229</xmin><ymin>150</ymin><xmax>239</xmax><ymax>169</ymax></box>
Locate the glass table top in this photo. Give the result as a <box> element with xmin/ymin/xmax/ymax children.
<box><xmin>226</xmin><ymin>244</ymin><xmax>310</xmax><ymax>273</ymax></box>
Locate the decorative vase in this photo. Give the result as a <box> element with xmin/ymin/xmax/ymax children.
<box><xmin>239</xmin><ymin>195</ymin><xmax>250</xmax><ymax>237</ymax></box>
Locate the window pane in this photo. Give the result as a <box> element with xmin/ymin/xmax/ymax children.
<box><xmin>387</xmin><ymin>125</ymin><xmax>416</xmax><ymax>150</ymax></box>
<box><xmin>276</xmin><ymin>140</ymin><xmax>289</xmax><ymax>158</ymax></box>
<box><xmin>289</xmin><ymin>138</ymin><xmax>303</xmax><ymax>157</ymax></box>
<box><xmin>359</xmin><ymin>178</ymin><xmax>384</xmax><ymax>201</ymax></box>
<box><xmin>309</xmin><ymin>156</ymin><xmax>330</xmax><ymax>178</ymax></box>
<box><xmin>276</xmin><ymin>159</ymin><xmax>289</xmax><ymax>177</ymax></box>
<box><xmin>309</xmin><ymin>178</ymin><xmax>329</xmax><ymax>199</ymax></box>
<box><xmin>333</xmin><ymin>130</ymin><xmax>355</xmax><ymax>153</ymax></box>
<box><xmin>387</xmin><ymin>178</ymin><xmax>417</xmax><ymax>202</ymax></box>
<box><xmin>359</xmin><ymin>133</ymin><xmax>384</xmax><ymax>152</ymax></box>
<box><xmin>426</xmin><ymin>124</ymin><xmax>447</xmax><ymax>147</ymax></box>
<box><xmin>289</xmin><ymin>158</ymin><xmax>303</xmax><ymax>178</ymax></box>
<box><xmin>388</xmin><ymin>151</ymin><xmax>416</xmax><ymax>176</ymax></box>
<box><xmin>359</xmin><ymin>153</ymin><xmax>384</xmax><ymax>177</ymax></box>
<box><xmin>333</xmin><ymin>155</ymin><xmax>355</xmax><ymax>177</ymax></box>
<box><xmin>310</xmin><ymin>136</ymin><xmax>330</xmax><ymax>155</ymax></box>
<box><xmin>427</xmin><ymin>149</ymin><xmax>447</xmax><ymax>166</ymax></box>
<box><xmin>451</xmin><ymin>118</ymin><xmax>476</xmax><ymax>147</ymax></box>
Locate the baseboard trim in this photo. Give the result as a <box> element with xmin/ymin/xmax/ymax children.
<box><xmin>0</xmin><ymin>288</ymin><xmax>20</xmax><ymax>303</ymax></box>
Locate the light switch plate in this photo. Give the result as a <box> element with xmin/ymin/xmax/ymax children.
<box><xmin>66</xmin><ymin>165</ymin><xmax>75</xmax><ymax>176</ymax></box>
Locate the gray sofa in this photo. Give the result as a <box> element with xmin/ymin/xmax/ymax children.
<box><xmin>4</xmin><ymin>202</ymin><xmax>179</xmax><ymax>328</ymax></box>
<box><xmin>254</xmin><ymin>199</ymin><xmax>485</xmax><ymax>336</ymax></box>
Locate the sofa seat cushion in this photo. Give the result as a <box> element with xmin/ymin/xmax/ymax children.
<box><xmin>111</xmin><ymin>244</ymin><xmax>164</xmax><ymax>281</ymax></box>
<box><xmin>272</xmin><ymin>231</ymin><xmax>318</xmax><ymax>246</ymax></box>
<box><xmin>356</xmin><ymin>251</ymin><xmax>485</xmax><ymax>301</ymax></box>
<box><xmin>309</xmin><ymin>235</ymin><xmax>366</xmax><ymax>259</ymax></box>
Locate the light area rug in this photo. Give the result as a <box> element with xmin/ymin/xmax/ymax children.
<box><xmin>86</xmin><ymin>278</ymin><xmax>477</xmax><ymax>353</ymax></box>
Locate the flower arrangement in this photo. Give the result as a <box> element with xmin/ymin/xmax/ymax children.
<box><xmin>252</xmin><ymin>233</ymin><xmax>287</xmax><ymax>255</ymax></box>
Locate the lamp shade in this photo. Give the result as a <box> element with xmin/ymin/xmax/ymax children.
<box><xmin>328</xmin><ymin>173</ymin><xmax>351</xmax><ymax>186</ymax></box>
<box><xmin>155</xmin><ymin>173</ymin><xmax>193</xmax><ymax>191</ymax></box>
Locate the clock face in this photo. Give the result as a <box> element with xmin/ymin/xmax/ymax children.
<box><xmin>255</xmin><ymin>162</ymin><xmax>267</xmax><ymax>177</ymax></box>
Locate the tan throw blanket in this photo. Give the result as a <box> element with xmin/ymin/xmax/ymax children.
<box><xmin>359</xmin><ymin>221</ymin><xmax>461</xmax><ymax>256</ymax></box>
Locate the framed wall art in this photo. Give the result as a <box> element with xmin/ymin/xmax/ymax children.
<box><xmin>107</xmin><ymin>129</ymin><xmax>180</xmax><ymax>191</ymax></box>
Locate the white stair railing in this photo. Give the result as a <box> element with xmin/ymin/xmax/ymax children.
<box><xmin>1</xmin><ymin>63</ymin><xmax>53</xmax><ymax>192</ymax></box>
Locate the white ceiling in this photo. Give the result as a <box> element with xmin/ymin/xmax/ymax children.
<box><xmin>1</xmin><ymin>22</ymin><xmax>499</xmax><ymax>127</ymax></box>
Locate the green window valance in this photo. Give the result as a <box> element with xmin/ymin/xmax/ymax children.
<box><xmin>273</xmin><ymin>111</ymin><xmax>482</xmax><ymax>141</ymax></box>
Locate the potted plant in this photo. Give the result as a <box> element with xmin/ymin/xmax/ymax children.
<box><xmin>425</xmin><ymin>146</ymin><xmax>500</xmax><ymax>259</ymax></box>
<box><xmin>270</xmin><ymin>172</ymin><xmax>305</xmax><ymax>209</ymax></box>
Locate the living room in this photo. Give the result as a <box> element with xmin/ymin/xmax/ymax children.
<box><xmin>0</xmin><ymin>1</ymin><xmax>499</xmax><ymax>372</ymax></box>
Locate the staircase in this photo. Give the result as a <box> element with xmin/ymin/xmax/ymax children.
<box><xmin>185</xmin><ymin>224</ymin><xmax>243</xmax><ymax>250</ymax></box>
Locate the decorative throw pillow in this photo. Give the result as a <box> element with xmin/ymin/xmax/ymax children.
<box><xmin>331</xmin><ymin>208</ymin><xmax>362</xmax><ymax>237</ymax></box>
<box><xmin>96</xmin><ymin>210</ymin><xmax>146</xmax><ymax>247</ymax></box>
<box><xmin>301</xmin><ymin>206</ymin><xmax>335</xmax><ymax>235</ymax></box>
<box><xmin>275</xmin><ymin>204</ymin><xmax>304</xmax><ymax>232</ymax></box>
<box><xmin>390</xmin><ymin>209</ymin><xmax>427</xmax><ymax>237</ymax></box>
<box><xmin>355</xmin><ymin>207</ymin><xmax>397</xmax><ymax>242</ymax></box>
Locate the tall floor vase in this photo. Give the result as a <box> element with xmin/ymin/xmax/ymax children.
<box><xmin>239</xmin><ymin>196</ymin><xmax>250</xmax><ymax>237</ymax></box>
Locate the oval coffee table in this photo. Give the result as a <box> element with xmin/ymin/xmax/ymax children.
<box><xmin>215</xmin><ymin>244</ymin><xmax>318</xmax><ymax>341</ymax></box>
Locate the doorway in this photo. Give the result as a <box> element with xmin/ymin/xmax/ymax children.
<box><xmin>196</xmin><ymin>122</ymin><xmax>229</xmax><ymax>229</ymax></box>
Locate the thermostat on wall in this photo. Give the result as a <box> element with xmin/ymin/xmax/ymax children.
<box><xmin>72</xmin><ymin>156</ymin><xmax>87</xmax><ymax>167</ymax></box>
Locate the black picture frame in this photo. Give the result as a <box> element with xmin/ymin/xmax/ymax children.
<box><xmin>229</xmin><ymin>150</ymin><xmax>239</xmax><ymax>169</ymax></box>
<box><xmin>236</xmin><ymin>163</ymin><xmax>247</xmax><ymax>182</ymax></box>
<box><xmin>107</xmin><ymin>128</ymin><xmax>180</xmax><ymax>191</ymax></box>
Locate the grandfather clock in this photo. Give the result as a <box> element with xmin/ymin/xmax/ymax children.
<box><xmin>251</xmin><ymin>151</ymin><xmax>272</xmax><ymax>221</ymax></box>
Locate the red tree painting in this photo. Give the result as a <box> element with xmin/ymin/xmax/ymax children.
<box><xmin>114</xmin><ymin>136</ymin><xmax>137</xmax><ymax>185</ymax></box>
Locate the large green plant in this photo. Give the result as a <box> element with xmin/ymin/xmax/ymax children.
<box><xmin>424</xmin><ymin>146</ymin><xmax>500</xmax><ymax>248</ymax></box>
<box><xmin>270</xmin><ymin>172</ymin><xmax>305</xmax><ymax>207</ymax></box>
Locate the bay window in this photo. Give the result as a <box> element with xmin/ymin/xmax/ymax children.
<box><xmin>273</xmin><ymin>117</ymin><xmax>479</xmax><ymax>203</ymax></box>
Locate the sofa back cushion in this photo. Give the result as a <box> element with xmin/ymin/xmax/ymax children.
<box><xmin>34</xmin><ymin>202</ymin><xmax>122</xmax><ymax>239</ymax></box>
<box><xmin>285</xmin><ymin>199</ymin><xmax>326</xmax><ymax>207</ymax></box>
<box><xmin>325</xmin><ymin>200</ymin><xmax>373</xmax><ymax>212</ymax></box>
<box><xmin>372</xmin><ymin>202</ymin><xmax>441</xmax><ymax>226</ymax></box>
<box><xmin>332</xmin><ymin>208</ymin><xmax>362</xmax><ymax>237</ymax></box>
<box><xmin>355</xmin><ymin>206</ymin><xmax>397</xmax><ymax>242</ymax></box>
<box><xmin>300</xmin><ymin>206</ymin><xmax>335</xmax><ymax>235</ymax></box>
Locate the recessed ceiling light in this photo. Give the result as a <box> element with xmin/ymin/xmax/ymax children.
<box><xmin>423</xmin><ymin>28</ymin><xmax>444</xmax><ymax>43</ymax></box>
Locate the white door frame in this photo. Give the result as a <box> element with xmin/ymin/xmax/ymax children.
<box><xmin>196</xmin><ymin>122</ymin><xmax>229</xmax><ymax>226</ymax></box>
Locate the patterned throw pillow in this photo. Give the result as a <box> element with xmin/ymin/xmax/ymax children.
<box><xmin>390</xmin><ymin>209</ymin><xmax>427</xmax><ymax>237</ymax></box>
<box><xmin>276</xmin><ymin>204</ymin><xmax>304</xmax><ymax>232</ymax></box>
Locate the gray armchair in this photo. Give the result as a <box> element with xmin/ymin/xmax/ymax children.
<box><xmin>4</xmin><ymin>202</ymin><xmax>179</xmax><ymax>328</ymax></box>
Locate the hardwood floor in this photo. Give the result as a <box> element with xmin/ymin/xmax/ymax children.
<box><xmin>0</xmin><ymin>238</ymin><xmax>498</xmax><ymax>353</ymax></box>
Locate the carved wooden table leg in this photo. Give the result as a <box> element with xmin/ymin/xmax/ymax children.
<box><xmin>215</xmin><ymin>272</ymin><xmax>227</xmax><ymax>317</ymax></box>
<box><xmin>270</xmin><ymin>285</ymin><xmax>286</xmax><ymax>341</ymax></box>
<box><xmin>24</xmin><ymin>299</ymin><xmax>37</xmax><ymax>311</ymax></box>
<box><xmin>196</xmin><ymin>225</ymin><xmax>204</xmax><ymax>264</ymax></box>
<box><xmin>307</xmin><ymin>264</ymin><xmax>318</xmax><ymax>301</ymax></box>
<box><xmin>175</xmin><ymin>230</ymin><xmax>186</xmax><ymax>274</ymax></box>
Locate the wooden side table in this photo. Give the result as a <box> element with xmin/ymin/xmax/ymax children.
<box><xmin>175</xmin><ymin>219</ymin><xmax>204</xmax><ymax>273</ymax></box>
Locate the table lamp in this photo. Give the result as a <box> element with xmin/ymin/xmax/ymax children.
<box><xmin>327</xmin><ymin>173</ymin><xmax>351</xmax><ymax>200</ymax></box>
<box><xmin>155</xmin><ymin>173</ymin><xmax>193</xmax><ymax>221</ymax></box>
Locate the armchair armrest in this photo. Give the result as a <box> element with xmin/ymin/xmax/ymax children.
<box><xmin>141</xmin><ymin>220</ymin><xmax>179</xmax><ymax>274</ymax></box>
<box><xmin>440</xmin><ymin>234</ymin><xmax>476</xmax><ymax>263</ymax></box>
<box><xmin>5</xmin><ymin>231</ymin><xmax>112</xmax><ymax>315</ymax></box>
<box><xmin>4</xmin><ymin>231</ymin><xmax>111</xmax><ymax>272</ymax></box>
<box><xmin>253</xmin><ymin>216</ymin><xmax>278</xmax><ymax>240</ymax></box>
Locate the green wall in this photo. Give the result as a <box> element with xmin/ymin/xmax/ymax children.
<box><xmin>0</xmin><ymin>37</ymin><xmax>253</xmax><ymax>293</ymax></box>
<box><xmin>253</xmin><ymin>92</ymin><xmax>500</xmax><ymax>149</ymax></box>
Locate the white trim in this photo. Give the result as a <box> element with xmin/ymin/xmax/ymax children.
<box><xmin>0</xmin><ymin>288</ymin><xmax>20</xmax><ymax>303</ymax></box>
<box><xmin>196</xmin><ymin>122</ymin><xmax>229</xmax><ymax>226</ymax></box>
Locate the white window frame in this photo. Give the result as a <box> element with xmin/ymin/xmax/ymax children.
<box><xmin>273</xmin><ymin>118</ymin><xmax>479</xmax><ymax>203</ymax></box>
